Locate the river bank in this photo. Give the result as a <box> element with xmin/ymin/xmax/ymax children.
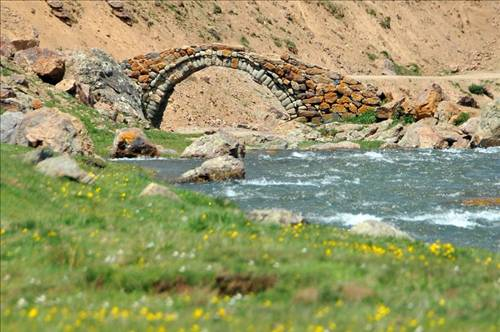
<box><xmin>1</xmin><ymin>143</ymin><xmax>499</xmax><ymax>331</ymax></box>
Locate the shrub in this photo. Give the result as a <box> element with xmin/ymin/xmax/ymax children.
<box><xmin>454</xmin><ymin>112</ymin><xmax>470</xmax><ymax>126</ymax></box>
<box><xmin>366</xmin><ymin>8</ymin><xmax>377</xmax><ymax>17</ymax></box>
<box><xmin>213</xmin><ymin>4</ymin><xmax>222</xmax><ymax>14</ymax></box>
<box><xmin>272</xmin><ymin>37</ymin><xmax>283</xmax><ymax>48</ymax></box>
<box><xmin>394</xmin><ymin>63</ymin><xmax>421</xmax><ymax>76</ymax></box>
<box><xmin>285</xmin><ymin>39</ymin><xmax>298</xmax><ymax>54</ymax></box>
<box><xmin>240</xmin><ymin>36</ymin><xmax>250</xmax><ymax>48</ymax></box>
<box><xmin>468</xmin><ymin>84</ymin><xmax>486</xmax><ymax>95</ymax></box>
<box><xmin>367</xmin><ymin>52</ymin><xmax>377</xmax><ymax>61</ymax></box>
<box><xmin>321</xmin><ymin>1</ymin><xmax>344</xmax><ymax>19</ymax></box>
<box><xmin>347</xmin><ymin>110</ymin><xmax>377</xmax><ymax>124</ymax></box>
<box><xmin>380</xmin><ymin>16</ymin><xmax>391</xmax><ymax>29</ymax></box>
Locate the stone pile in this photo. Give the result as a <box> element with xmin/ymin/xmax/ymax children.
<box><xmin>123</xmin><ymin>44</ymin><xmax>382</xmax><ymax>127</ymax></box>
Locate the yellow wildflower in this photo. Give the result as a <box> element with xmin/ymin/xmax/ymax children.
<box><xmin>28</xmin><ymin>307</ymin><xmax>38</xmax><ymax>319</ymax></box>
<box><xmin>193</xmin><ymin>308</ymin><xmax>204</xmax><ymax>319</ymax></box>
<box><xmin>374</xmin><ymin>304</ymin><xmax>390</xmax><ymax>321</ymax></box>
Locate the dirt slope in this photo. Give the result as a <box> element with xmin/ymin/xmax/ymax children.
<box><xmin>2</xmin><ymin>1</ymin><xmax>499</xmax><ymax>74</ymax></box>
<box><xmin>2</xmin><ymin>1</ymin><xmax>499</xmax><ymax>132</ymax></box>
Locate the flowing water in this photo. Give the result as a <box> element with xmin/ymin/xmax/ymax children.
<box><xmin>119</xmin><ymin>148</ymin><xmax>500</xmax><ymax>251</ymax></box>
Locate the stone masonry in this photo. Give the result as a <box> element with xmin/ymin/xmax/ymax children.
<box><xmin>123</xmin><ymin>44</ymin><xmax>381</xmax><ymax>127</ymax></box>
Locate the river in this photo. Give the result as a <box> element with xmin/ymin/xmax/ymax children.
<box><xmin>119</xmin><ymin>148</ymin><xmax>500</xmax><ymax>251</ymax></box>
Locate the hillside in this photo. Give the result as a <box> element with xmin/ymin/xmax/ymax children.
<box><xmin>2</xmin><ymin>0</ymin><xmax>499</xmax><ymax>75</ymax></box>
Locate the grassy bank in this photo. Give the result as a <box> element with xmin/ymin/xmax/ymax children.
<box><xmin>1</xmin><ymin>143</ymin><xmax>499</xmax><ymax>331</ymax></box>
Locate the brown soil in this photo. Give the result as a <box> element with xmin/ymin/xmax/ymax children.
<box><xmin>214</xmin><ymin>274</ymin><xmax>276</xmax><ymax>296</ymax></box>
<box><xmin>2</xmin><ymin>1</ymin><xmax>499</xmax><ymax>132</ymax></box>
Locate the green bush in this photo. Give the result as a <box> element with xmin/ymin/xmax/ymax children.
<box><xmin>347</xmin><ymin>110</ymin><xmax>377</xmax><ymax>124</ymax></box>
<box><xmin>380</xmin><ymin>16</ymin><xmax>391</xmax><ymax>29</ymax></box>
<box><xmin>322</xmin><ymin>1</ymin><xmax>344</xmax><ymax>19</ymax></box>
<box><xmin>213</xmin><ymin>4</ymin><xmax>222</xmax><ymax>14</ymax></box>
<box><xmin>240</xmin><ymin>36</ymin><xmax>250</xmax><ymax>48</ymax></box>
<box><xmin>468</xmin><ymin>84</ymin><xmax>486</xmax><ymax>95</ymax></box>
<box><xmin>454</xmin><ymin>112</ymin><xmax>470</xmax><ymax>126</ymax></box>
<box><xmin>366</xmin><ymin>52</ymin><xmax>377</xmax><ymax>61</ymax></box>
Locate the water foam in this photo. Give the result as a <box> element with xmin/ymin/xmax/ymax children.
<box><xmin>400</xmin><ymin>210</ymin><xmax>500</xmax><ymax>228</ymax></box>
<box><xmin>314</xmin><ymin>213</ymin><xmax>382</xmax><ymax>226</ymax></box>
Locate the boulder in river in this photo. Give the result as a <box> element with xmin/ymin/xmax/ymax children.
<box><xmin>397</xmin><ymin>118</ymin><xmax>447</xmax><ymax>149</ymax></box>
<box><xmin>350</xmin><ymin>220</ymin><xmax>412</xmax><ymax>240</ymax></box>
<box><xmin>178</xmin><ymin>155</ymin><xmax>245</xmax><ymax>183</ymax></box>
<box><xmin>246</xmin><ymin>208</ymin><xmax>307</xmax><ymax>226</ymax></box>
<box><xmin>472</xmin><ymin>99</ymin><xmax>500</xmax><ymax>148</ymax></box>
<box><xmin>181</xmin><ymin>131</ymin><xmax>245</xmax><ymax>159</ymax></box>
<box><xmin>414</xmin><ymin>83</ymin><xmax>444</xmax><ymax>120</ymax></box>
<box><xmin>111</xmin><ymin>127</ymin><xmax>159</xmax><ymax>158</ymax></box>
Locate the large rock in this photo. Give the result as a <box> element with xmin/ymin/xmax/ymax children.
<box><xmin>246</xmin><ymin>208</ymin><xmax>307</xmax><ymax>226</ymax></box>
<box><xmin>35</xmin><ymin>155</ymin><xmax>92</xmax><ymax>183</ymax></box>
<box><xmin>457</xmin><ymin>95</ymin><xmax>479</xmax><ymax>109</ymax></box>
<box><xmin>435</xmin><ymin>101</ymin><xmax>479</xmax><ymax>125</ymax></box>
<box><xmin>13</xmin><ymin>47</ymin><xmax>62</xmax><ymax>68</ymax></box>
<box><xmin>0</xmin><ymin>111</ymin><xmax>24</xmax><ymax>143</ymax></box>
<box><xmin>111</xmin><ymin>128</ymin><xmax>159</xmax><ymax>158</ymax></box>
<box><xmin>414</xmin><ymin>83</ymin><xmax>444</xmax><ymax>120</ymax></box>
<box><xmin>139</xmin><ymin>182</ymin><xmax>180</xmax><ymax>201</ymax></box>
<box><xmin>459</xmin><ymin>117</ymin><xmax>480</xmax><ymax>136</ymax></box>
<box><xmin>31</xmin><ymin>56</ymin><xmax>65</xmax><ymax>84</ymax></box>
<box><xmin>13</xmin><ymin>107</ymin><xmax>94</xmax><ymax>155</ymax></box>
<box><xmin>398</xmin><ymin>118</ymin><xmax>447</xmax><ymax>149</ymax></box>
<box><xmin>368</xmin><ymin>121</ymin><xmax>405</xmax><ymax>144</ymax></box>
<box><xmin>435</xmin><ymin>123</ymin><xmax>469</xmax><ymax>148</ymax></box>
<box><xmin>178</xmin><ymin>155</ymin><xmax>245</xmax><ymax>183</ymax></box>
<box><xmin>375</xmin><ymin>97</ymin><xmax>405</xmax><ymax>120</ymax></box>
<box><xmin>472</xmin><ymin>99</ymin><xmax>500</xmax><ymax>147</ymax></box>
<box><xmin>65</xmin><ymin>49</ymin><xmax>145</xmax><ymax>125</ymax></box>
<box><xmin>308</xmin><ymin>141</ymin><xmax>361</xmax><ymax>151</ymax></box>
<box><xmin>350</xmin><ymin>220</ymin><xmax>412</xmax><ymax>239</ymax></box>
<box><xmin>221</xmin><ymin>128</ymin><xmax>288</xmax><ymax>150</ymax></box>
<box><xmin>181</xmin><ymin>132</ymin><xmax>245</xmax><ymax>159</ymax></box>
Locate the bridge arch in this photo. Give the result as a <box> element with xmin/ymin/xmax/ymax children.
<box><xmin>124</xmin><ymin>44</ymin><xmax>381</xmax><ymax>128</ymax></box>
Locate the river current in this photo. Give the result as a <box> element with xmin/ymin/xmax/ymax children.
<box><xmin>119</xmin><ymin>148</ymin><xmax>500</xmax><ymax>251</ymax></box>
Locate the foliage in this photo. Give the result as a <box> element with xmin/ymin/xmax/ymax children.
<box><xmin>285</xmin><ymin>39</ymin><xmax>297</xmax><ymax>54</ymax></box>
<box><xmin>394</xmin><ymin>63</ymin><xmax>421</xmax><ymax>76</ymax></box>
<box><xmin>366</xmin><ymin>8</ymin><xmax>377</xmax><ymax>17</ymax></box>
<box><xmin>379</xmin><ymin>16</ymin><xmax>391</xmax><ymax>29</ymax></box>
<box><xmin>272</xmin><ymin>37</ymin><xmax>283</xmax><ymax>48</ymax></box>
<box><xmin>1</xmin><ymin>143</ymin><xmax>499</xmax><ymax>331</ymax></box>
<box><xmin>468</xmin><ymin>83</ymin><xmax>486</xmax><ymax>95</ymax></box>
<box><xmin>453</xmin><ymin>112</ymin><xmax>470</xmax><ymax>126</ymax></box>
<box><xmin>353</xmin><ymin>140</ymin><xmax>384</xmax><ymax>149</ymax></box>
<box><xmin>321</xmin><ymin>1</ymin><xmax>344</xmax><ymax>19</ymax></box>
<box><xmin>367</xmin><ymin>52</ymin><xmax>378</xmax><ymax>61</ymax></box>
<box><xmin>346</xmin><ymin>110</ymin><xmax>377</xmax><ymax>124</ymax></box>
<box><xmin>240</xmin><ymin>36</ymin><xmax>250</xmax><ymax>48</ymax></box>
<box><xmin>391</xmin><ymin>107</ymin><xmax>415</xmax><ymax>125</ymax></box>
<box><xmin>212</xmin><ymin>4</ymin><xmax>222</xmax><ymax>15</ymax></box>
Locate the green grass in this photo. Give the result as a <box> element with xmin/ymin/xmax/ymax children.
<box><xmin>367</xmin><ymin>52</ymin><xmax>378</xmax><ymax>61</ymax></box>
<box><xmin>42</xmin><ymin>91</ymin><xmax>197</xmax><ymax>157</ymax></box>
<box><xmin>354</xmin><ymin>140</ymin><xmax>384</xmax><ymax>149</ymax></box>
<box><xmin>240</xmin><ymin>36</ymin><xmax>250</xmax><ymax>48</ymax></box>
<box><xmin>272</xmin><ymin>36</ymin><xmax>283</xmax><ymax>48</ymax></box>
<box><xmin>1</xmin><ymin>143</ymin><xmax>499</xmax><ymax>331</ymax></box>
<box><xmin>345</xmin><ymin>110</ymin><xmax>377</xmax><ymax>124</ymax></box>
<box><xmin>321</xmin><ymin>1</ymin><xmax>344</xmax><ymax>19</ymax></box>
<box><xmin>468</xmin><ymin>83</ymin><xmax>486</xmax><ymax>95</ymax></box>
<box><xmin>453</xmin><ymin>112</ymin><xmax>470</xmax><ymax>126</ymax></box>
<box><xmin>380</xmin><ymin>52</ymin><xmax>421</xmax><ymax>76</ymax></box>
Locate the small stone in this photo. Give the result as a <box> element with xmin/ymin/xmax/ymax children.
<box><xmin>308</xmin><ymin>141</ymin><xmax>361</xmax><ymax>151</ymax></box>
<box><xmin>55</xmin><ymin>79</ymin><xmax>76</xmax><ymax>93</ymax></box>
<box><xmin>246</xmin><ymin>208</ymin><xmax>307</xmax><ymax>226</ymax></box>
<box><xmin>22</xmin><ymin>147</ymin><xmax>55</xmax><ymax>164</ymax></box>
<box><xmin>31</xmin><ymin>99</ymin><xmax>43</xmax><ymax>109</ymax></box>
<box><xmin>111</xmin><ymin>128</ymin><xmax>159</xmax><ymax>158</ymax></box>
<box><xmin>178</xmin><ymin>155</ymin><xmax>245</xmax><ymax>183</ymax></box>
<box><xmin>31</xmin><ymin>56</ymin><xmax>65</xmax><ymax>84</ymax></box>
<box><xmin>140</xmin><ymin>183</ymin><xmax>180</xmax><ymax>201</ymax></box>
<box><xmin>350</xmin><ymin>220</ymin><xmax>413</xmax><ymax>240</ymax></box>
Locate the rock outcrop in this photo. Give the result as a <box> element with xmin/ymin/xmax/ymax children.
<box><xmin>65</xmin><ymin>49</ymin><xmax>146</xmax><ymax>125</ymax></box>
<box><xmin>398</xmin><ymin>118</ymin><xmax>447</xmax><ymax>149</ymax></box>
<box><xmin>178</xmin><ymin>155</ymin><xmax>245</xmax><ymax>183</ymax></box>
<box><xmin>414</xmin><ymin>83</ymin><xmax>444</xmax><ymax>120</ymax></box>
<box><xmin>472</xmin><ymin>99</ymin><xmax>500</xmax><ymax>147</ymax></box>
<box><xmin>181</xmin><ymin>132</ymin><xmax>245</xmax><ymax>159</ymax></box>
<box><xmin>12</xmin><ymin>107</ymin><xmax>94</xmax><ymax>155</ymax></box>
<box><xmin>111</xmin><ymin>127</ymin><xmax>159</xmax><ymax>158</ymax></box>
<box><xmin>0</xmin><ymin>111</ymin><xmax>25</xmax><ymax>143</ymax></box>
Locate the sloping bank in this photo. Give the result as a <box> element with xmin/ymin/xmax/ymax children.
<box><xmin>1</xmin><ymin>143</ymin><xmax>499</xmax><ymax>331</ymax></box>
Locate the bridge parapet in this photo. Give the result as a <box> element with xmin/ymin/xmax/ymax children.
<box><xmin>123</xmin><ymin>44</ymin><xmax>381</xmax><ymax>127</ymax></box>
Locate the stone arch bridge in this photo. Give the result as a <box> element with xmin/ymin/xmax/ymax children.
<box><xmin>123</xmin><ymin>44</ymin><xmax>381</xmax><ymax>127</ymax></box>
